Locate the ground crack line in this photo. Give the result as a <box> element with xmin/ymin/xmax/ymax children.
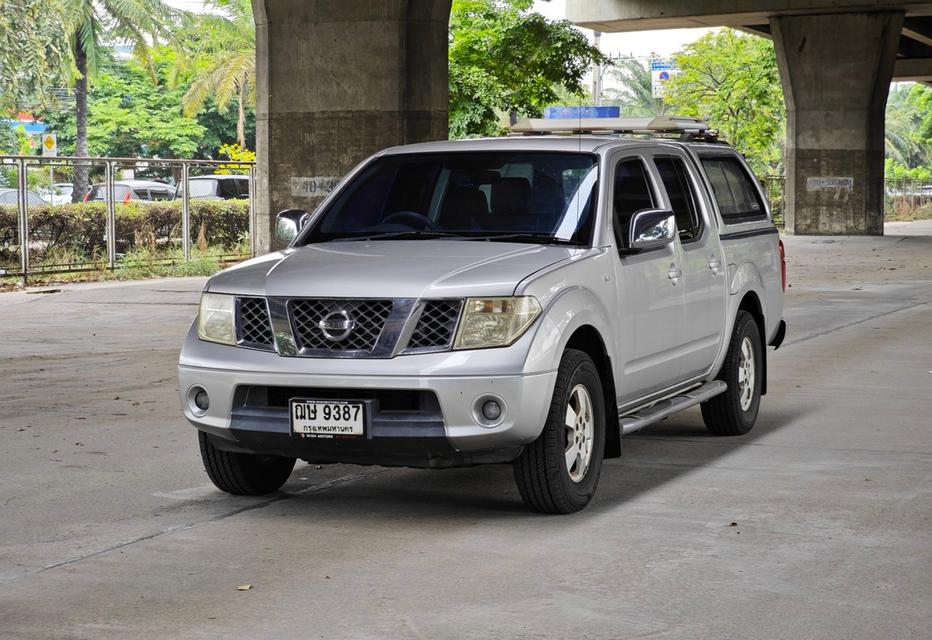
<box><xmin>783</xmin><ymin>298</ymin><xmax>931</xmax><ymax>348</ymax></box>
<box><xmin>6</xmin><ymin>468</ymin><xmax>382</xmax><ymax>585</ymax></box>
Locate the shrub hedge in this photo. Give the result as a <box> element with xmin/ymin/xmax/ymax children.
<box><xmin>0</xmin><ymin>199</ymin><xmax>249</xmax><ymax>267</ymax></box>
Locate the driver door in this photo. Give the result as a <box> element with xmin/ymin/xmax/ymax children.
<box><xmin>610</xmin><ymin>154</ymin><xmax>686</xmax><ymax>403</ymax></box>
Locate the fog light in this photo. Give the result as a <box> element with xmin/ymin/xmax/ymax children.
<box><xmin>194</xmin><ymin>389</ymin><xmax>210</xmax><ymax>411</ymax></box>
<box><xmin>481</xmin><ymin>400</ymin><xmax>502</xmax><ymax>421</ymax></box>
<box><xmin>188</xmin><ymin>386</ymin><xmax>209</xmax><ymax>416</ymax></box>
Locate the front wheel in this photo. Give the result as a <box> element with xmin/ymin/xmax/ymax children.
<box><xmin>199</xmin><ymin>431</ymin><xmax>296</xmax><ymax>495</ymax></box>
<box><xmin>701</xmin><ymin>311</ymin><xmax>763</xmax><ymax>436</ymax></box>
<box><xmin>513</xmin><ymin>349</ymin><xmax>606</xmax><ymax>514</ymax></box>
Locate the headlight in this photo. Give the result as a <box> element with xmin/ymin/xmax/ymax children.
<box><xmin>453</xmin><ymin>296</ymin><xmax>541</xmax><ymax>350</ymax></box>
<box><xmin>197</xmin><ymin>293</ymin><xmax>236</xmax><ymax>345</ymax></box>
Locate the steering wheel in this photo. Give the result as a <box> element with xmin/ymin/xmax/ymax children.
<box><xmin>381</xmin><ymin>211</ymin><xmax>435</xmax><ymax>230</ymax></box>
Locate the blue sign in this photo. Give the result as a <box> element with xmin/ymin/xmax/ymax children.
<box><xmin>3</xmin><ymin>118</ymin><xmax>47</xmax><ymax>135</ymax></box>
<box><xmin>544</xmin><ymin>106</ymin><xmax>621</xmax><ymax>119</ymax></box>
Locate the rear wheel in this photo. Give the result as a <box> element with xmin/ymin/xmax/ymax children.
<box><xmin>701</xmin><ymin>311</ymin><xmax>762</xmax><ymax>436</ymax></box>
<box><xmin>198</xmin><ymin>431</ymin><xmax>296</xmax><ymax>495</ymax></box>
<box><xmin>514</xmin><ymin>349</ymin><xmax>606</xmax><ymax>514</ymax></box>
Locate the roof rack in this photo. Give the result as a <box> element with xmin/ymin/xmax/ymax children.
<box><xmin>509</xmin><ymin>116</ymin><xmax>720</xmax><ymax>142</ymax></box>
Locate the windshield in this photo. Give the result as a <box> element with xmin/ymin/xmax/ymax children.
<box><xmin>301</xmin><ymin>152</ymin><xmax>599</xmax><ymax>245</ymax></box>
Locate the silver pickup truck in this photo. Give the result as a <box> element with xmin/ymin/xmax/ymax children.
<box><xmin>179</xmin><ymin>117</ymin><xmax>786</xmax><ymax>514</ymax></box>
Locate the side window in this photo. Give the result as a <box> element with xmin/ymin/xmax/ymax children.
<box><xmin>612</xmin><ymin>158</ymin><xmax>656</xmax><ymax>249</ymax></box>
<box><xmin>217</xmin><ymin>179</ymin><xmax>239</xmax><ymax>199</ymax></box>
<box><xmin>654</xmin><ymin>157</ymin><xmax>701</xmax><ymax>242</ymax></box>
<box><xmin>701</xmin><ymin>156</ymin><xmax>766</xmax><ymax>223</ymax></box>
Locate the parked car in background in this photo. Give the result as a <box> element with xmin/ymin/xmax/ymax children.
<box><xmin>41</xmin><ymin>183</ymin><xmax>74</xmax><ymax>205</ymax></box>
<box><xmin>175</xmin><ymin>174</ymin><xmax>249</xmax><ymax>200</ymax></box>
<box><xmin>0</xmin><ymin>188</ymin><xmax>47</xmax><ymax>206</ymax></box>
<box><xmin>84</xmin><ymin>180</ymin><xmax>174</xmax><ymax>203</ymax></box>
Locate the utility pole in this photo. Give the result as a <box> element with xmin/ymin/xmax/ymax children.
<box><xmin>591</xmin><ymin>31</ymin><xmax>603</xmax><ymax>106</ymax></box>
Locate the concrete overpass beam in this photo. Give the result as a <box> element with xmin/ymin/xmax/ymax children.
<box><xmin>252</xmin><ymin>0</ymin><xmax>452</xmax><ymax>252</ymax></box>
<box><xmin>771</xmin><ymin>11</ymin><xmax>904</xmax><ymax>235</ymax></box>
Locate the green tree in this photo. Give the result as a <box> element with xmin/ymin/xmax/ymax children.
<box><xmin>603</xmin><ymin>58</ymin><xmax>669</xmax><ymax>117</ymax></box>
<box><xmin>884</xmin><ymin>83</ymin><xmax>932</xmax><ymax>171</ymax></box>
<box><xmin>63</xmin><ymin>0</ymin><xmax>183</xmax><ymax>199</ymax></box>
<box><xmin>0</xmin><ymin>0</ymin><xmax>73</xmax><ymax>112</ymax></box>
<box><xmin>449</xmin><ymin>0</ymin><xmax>606</xmax><ymax>138</ymax></box>
<box><xmin>180</xmin><ymin>0</ymin><xmax>256</xmax><ymax>147</ymax></box>
<box><xmin>664</xmin><ymin>29</ymin><xmax>785</xmax><ymax>174</ymax></box>
<box><xmin>38</xmin><ymin>53</ymin><xmax>207</xmax><ymax>159</ymax></box>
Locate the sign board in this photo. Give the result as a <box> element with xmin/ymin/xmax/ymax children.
<box><xmin>41</xmin><ymin>133</ymin><xmax>57</xmax><ymax>157</ymax></box>
<box><xmin>651</xmin><ymin>60</ymin><xmax>677</xmax><ymax>99</ymax></box>
<box><xmin>544</xmin><ymin>106</ymin><xmax>621</xmax><ymax>119</ymax></box>
<box><xmin>291</xmin><ymin>176</ymin><xmax>341</xmax><ymax>198</ymax></box>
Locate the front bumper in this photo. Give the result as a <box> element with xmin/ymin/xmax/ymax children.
<box><xmin>179</xmin><ymin>361</ymin><xmax>557</xmax><ymax>468</ymax></box>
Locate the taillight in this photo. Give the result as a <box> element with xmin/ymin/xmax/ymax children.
<box><xmin>122</xmin><ymin>191</ymin><xmax>131</xmax><ymax>204</ymax></box>
<box><xmin>778</xmin><ymin>239</ymin><xmax>787</xmax><ymax>291</ymax></box>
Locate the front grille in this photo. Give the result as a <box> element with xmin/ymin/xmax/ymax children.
<box><xmin>406</xmin><ymin>300</ymin><xmax>462</xmax><ymax>351</ymax></box>
<box><xmin>236</xmin><ymin>297</ymin><xmax>274</xmax><ymax>348</ymax></box>
<box><xmin>289</xmin><ymin>299</ymin><xmax>393</xmax><ymax>352</ymax></box>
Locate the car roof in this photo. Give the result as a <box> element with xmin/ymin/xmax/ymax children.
<box><xmin>188</xmin><ymin>174</ymin><xmax>248</xmax><ymax>180</ymax></box>
<box><xmin>377</xmin><ymin>135</ymin><xmax>733</xmax><ymax>158</ymax></box>
<box><xmin>91</xmin><ymin>180</ymin><xmax>171</xmax><ymax>187</ymax></box>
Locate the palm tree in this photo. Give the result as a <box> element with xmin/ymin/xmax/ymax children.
<box><xmin>603</xmin><ymin>58</ymin><xmax>669</xmax><ymax>118</ymax></box>
<box><xmin>181</xmin><ymin>0</ymin><xmax>256</xmax><ymax>148</ymax></box>
<box><xmin>65</xmin><ymin>0</ymin><xmax>181</xmax><ymax>201</ymax></box>
<box><xmin>885</xmin><ymin>84</ymin><xmax>929</xmax><ymax>168</ymax></box>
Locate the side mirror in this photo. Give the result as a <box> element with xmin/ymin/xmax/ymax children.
<box><xmin>628</xmin><ymin>209</ymin><xmax>676</xmax><ymax>251</ymax></box>
<box><xmin>275</xmin><ymin>209</ymin><xmax>311</xmax><ymax>245</ymax></box>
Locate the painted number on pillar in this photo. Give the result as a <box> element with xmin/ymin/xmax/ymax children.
<box><xmin>806</xmin><ymin>177</ymin><xmax>854</xmax><ymax>192</ymax></box>
<box><xmin>291</xmin><ymin>177</ymin><xmax>341</xmax><ymax>198</ymax></box>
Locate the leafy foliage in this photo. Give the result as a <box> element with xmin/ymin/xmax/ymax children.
<box><xmin>0</xmin><ymin>0</ymin><xmax>74</xmax><ymax>111</ymax></box>
<box><xmin>179</xmin><ymin>0</ymin><xmax>256</xmax><ymax>146</ymax></box>
<box><xmin>885</xmin><ymin>84</ymin><xmax>932</xmax><ymax>168</ymax></box>
<box><xmin>39</xmin><ymin>53</ymin><xmax>207</xmax><ymax>158</ymax></box>
<box><xmin>449</xmin><ymin>0</ymin><xmax>606</xmax><ymax>138</ymax></box>
<box><xmin>663</xmin><ymin>30</ymin><xmax>785</xmax><ymax>175</ymax></box>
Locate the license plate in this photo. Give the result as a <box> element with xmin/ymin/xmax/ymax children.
<box><xmin>290</xmin><ymin>399</ymin><xmax>365</xmax><ymax>438</ymax></box>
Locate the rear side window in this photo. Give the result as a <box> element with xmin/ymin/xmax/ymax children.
<box><xmin>654</xmin><ymin>157</ymin><xmax>701</xmax><ymax>242</ymax></box>
<box><xmin>701</xmin><ymin>157</ymin><xmax>766</xmax><ymax>223</ymax></box>
<box><xmin>218</xmin><ymin>179</ymin><xmax>239</xmax><ymax>198</ymax></box>
<box><xmin>612</xmin><ymin>158</ymin><xmax>656</xmax><ymax>249</ymax></box>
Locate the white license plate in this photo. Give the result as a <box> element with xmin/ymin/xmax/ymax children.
<box><xmin>290</xmin><ymin>400</ymin><xmax>365</xmax><ymax>437</ymax></box>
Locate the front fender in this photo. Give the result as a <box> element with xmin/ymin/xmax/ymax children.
<box><xmin>524</xmin><ymin>286</ymin><xmax>617</xmax><ymax>375</ymax></box>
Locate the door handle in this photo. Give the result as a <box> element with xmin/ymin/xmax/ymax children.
<box><xmin>708</xmin><ymin>257</ymin><xmax>721</xmax><ymax>275</ymax></box>
<box><xmin>667</xmin><ymin>265</ymin><xmax>682</xmax><ymax>284</ymax></box>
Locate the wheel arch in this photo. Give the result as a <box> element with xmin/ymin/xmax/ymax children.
<box><xmin>565</xmin><ymin>325</ymin><xmax>621</xmax><ymax>459</ymax></box>
<box><xmin>737</xmin><ymin>290</ymin><xmax>767</xmax><ymax>396</ymax></box>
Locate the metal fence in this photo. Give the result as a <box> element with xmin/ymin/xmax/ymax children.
<box><xmin>759</xmin><ymin>175</ymin><xmax>932</xmax><ymax>226</ymax></box>
<box><xmin>0</xmin><ymin>155</ymin><xmax>257</xmax><ymax>283</ymax></box>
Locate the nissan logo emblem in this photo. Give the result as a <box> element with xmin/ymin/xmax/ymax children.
<box><xmin>318</xmin><ymin>310</ymin><xmax>356</xmax><ymax>342</ymax></box>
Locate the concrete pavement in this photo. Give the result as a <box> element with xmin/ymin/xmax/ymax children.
<box><xmin>1</xmin><ymin>225</ymin><xmax>930</xmax><ymax>639</ymax></box>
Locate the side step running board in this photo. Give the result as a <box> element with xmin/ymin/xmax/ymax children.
<box><xmin>619</xmin><ymin>381</ymin><xmax>727</xmax><ymax>435</ymax></box>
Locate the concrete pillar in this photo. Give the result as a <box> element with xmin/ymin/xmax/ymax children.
<box><xmin>771</xmin><ymin>12</ymin><xmax>903</xmax><ymax>235</ymax></box>
<box><xmin>252</xmin><ymin>0</ymin><xmax>452</xmax><ymax>252</ymax></box>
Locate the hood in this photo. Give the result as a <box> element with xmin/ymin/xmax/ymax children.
<box><xmin>207</xmin><ymin>240</ymin><xmax>581</xmax><ymax>299</ymax></box>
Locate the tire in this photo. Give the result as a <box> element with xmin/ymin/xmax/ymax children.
<box><xmin>513</xmin><ymin>349</ymin><xmax>606</xmax><ymax>514</ymax></box>
<box><xmin>198</xmin><ymin>431</ymin><xmax>296</xmax><ymax>495</ymax></box>
<box><xmin>701</xmin><ymin>311</ymin><xmax>763</xmax><ymax>436</ymax></box>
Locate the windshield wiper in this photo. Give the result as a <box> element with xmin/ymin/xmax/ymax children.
<box><xmin>331</xmin><ymin>231</ymin><xmax>465</xmax><ymax>242</ymax></box>
<box><xmin>465</xmin><ymin>233</ymin><xmax>578</xmax><ymax>246</ymax></box>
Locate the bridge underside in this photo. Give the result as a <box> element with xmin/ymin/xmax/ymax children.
<box><xmin>569</xmin><ymin>1</ymin><xmax>932</xmax><ymax>235</ymax></box>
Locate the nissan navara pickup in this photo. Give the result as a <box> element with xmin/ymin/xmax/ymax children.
<box><xmin>179</xmin><ymin>117</ymin><xmax>787</xmax><ymax>514</ymax></box>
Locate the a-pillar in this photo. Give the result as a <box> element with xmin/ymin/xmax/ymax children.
<box><xmin>252</xmin><ymin>0</ymin><xmax>452</xmax><ymax>252</ymax></box>
<box><xmin>771</xmin><ymin>12</ymin><xmax>903</xmax><ymax>235</ymax></box>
